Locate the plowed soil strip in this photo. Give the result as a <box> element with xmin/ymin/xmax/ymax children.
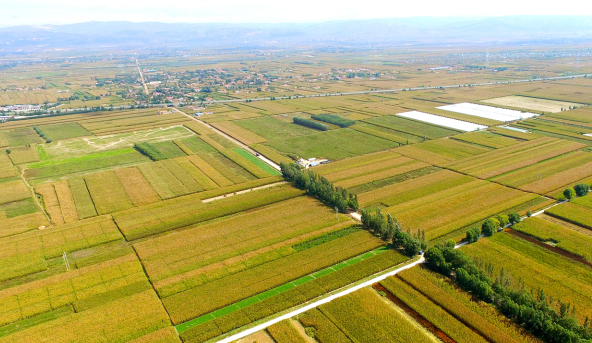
<box><xmin>507</xmin><ymin>229</ymin><xmax>592</xmax><ymax>268</ymax></box>
<box><xmin>372</xmin><ymin>283</ymin><xmax>456</xmax><ymax>343</ymax></box>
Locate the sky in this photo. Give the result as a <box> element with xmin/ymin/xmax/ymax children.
<box><xmin>1</xmin><ymin>0</ymin><xmax>591</xmax><ymax>27</ymax></box>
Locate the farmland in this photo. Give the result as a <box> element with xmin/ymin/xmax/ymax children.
<box><xmin>0</xmin><ymin>43</ymin><xmax>591</xmax><ymax>343</ymax></box>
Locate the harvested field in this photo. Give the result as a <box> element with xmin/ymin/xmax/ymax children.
<box><xmin>482</xmin><ymin>95</ymin><xmax>583</xmax><ymax>113</ymax></box>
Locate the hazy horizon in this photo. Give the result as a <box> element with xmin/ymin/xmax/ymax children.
<box><xmin>2</xmin><ymin>0</ymin><xmax>592</xmax><ymax>28</ymax></box>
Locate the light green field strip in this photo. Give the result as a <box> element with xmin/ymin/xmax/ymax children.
<box><xmin>233</xmin><ymin>148</ymin><xmax>281</xmax><ymax>176</ymax></box>
<box><xmin>175</xmin><ymin>246</ymin><xmax>389</xmax><ymax>333</ymax></box>
<box><xmin>27</xmin><ymin>148</ymin><xmax>136</xmax><ymax>169</ymax></box>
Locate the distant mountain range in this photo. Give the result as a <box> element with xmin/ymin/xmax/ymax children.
<box><xmin>1</xmin><ymin>16</ymin><xmax>592</xmax><ymax>50</ymax></box>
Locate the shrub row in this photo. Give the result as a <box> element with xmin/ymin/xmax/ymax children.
<box><xmin>133</xmin><ymin>142</ymin><xmax>167</xmax><ymax>161</ymax></box>
<box><xmin>33</xmin><ymin>126</ymin><xmax>52</xmax><ymax>143</ymax></box>
<box><xmin>293</xmin><ymin>117</ymin><xmax>329</xmax><ymax>131</ymax></box>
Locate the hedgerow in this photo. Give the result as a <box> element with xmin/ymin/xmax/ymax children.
<box><xmin>311</xmin><ymin>114</ymin><xmax>355</xmax><ymax>127</ymax></box>
<box><xmin>293</xmin><ymin>117</ymin><xmax>329</xmax><ymax>131</ymax></box>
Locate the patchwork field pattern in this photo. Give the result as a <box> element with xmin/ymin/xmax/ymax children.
<box><xmin>446</xmin><ymin>137</ymin><xmax>585</xmax><ymax>179</ymax></box>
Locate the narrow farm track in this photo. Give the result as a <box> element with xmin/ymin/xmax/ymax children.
<box><xmin>201</xmin><ymin>181</ymin><xmax>287</xmax><ymax>203</ymax></box>
<box><xmin>136</xmin><ymin>58</ymin><xmax>149</xmax><ymax>95</ymax></box>
<box><xmin>212</xmin><ymin>199</ymin><xmax>566</xmax><ymax>342</ymax></box>
<box><xmin>18</xmin><ymin>165</ymin><xmax>52</xmax><ymax>226</ymax></box>
<box><xmin>173</xmin><ymin>107</ymin><xmax>281</xmax><ymax>171</ymax></box>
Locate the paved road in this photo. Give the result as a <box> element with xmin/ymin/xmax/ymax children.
<box><xmin>173</xmin><ymin>107</ymin><xmax>281</xmax><ymax>171</ymax></box>
<box><xmin>136</xmin><ymin>59</ymin><xmax>149</xmax><ymax>95</ymax></box>
<box><xmin>14</xmin><ymin>73</ymin><xmax>588</xmax><ymax>117</ymax></box>
<box><xmin>215</xmin><ymin>255</ymin><xmax>426</xmax><ymax>343</ymax></box>
<box><xmin>215</xmin><ymin>197</ymin><xmax>568</xmax><ymax>342</ymax></box>
<box><xmin>201</xmin><ymin>182</ymin><xmax>287</xmax><ymax>203</ymax></box>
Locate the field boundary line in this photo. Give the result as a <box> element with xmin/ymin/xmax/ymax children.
<box><xmin>200</xmin><ymin>181</ymin><xmax>287</xmax><ymax>203</ymax></box>
<box><xmin>173</xmin><ymin>108</ymin><xmax>282</xmax><ymax>173</ymax></box>
<box><xmin>175</xmin><ymin>246</ymin><xmax>389</xmax><ymax>333</ymax></box>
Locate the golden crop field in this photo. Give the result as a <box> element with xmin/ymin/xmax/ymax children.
<box><xmin>0</xmin><ymin>44</ymin><xmax>591</xmax><ymax>343</ymax></box>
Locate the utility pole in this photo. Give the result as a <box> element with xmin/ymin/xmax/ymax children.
<box><xmin>63</xmin><ymin>252</ymin><xmax>71</xmax><ymax>271</ymax></box>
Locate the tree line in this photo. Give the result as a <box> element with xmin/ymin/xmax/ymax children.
<box><xmin>564</xmin><ymin>183</ymin><xmax>591</xmax><ymax>200</ymax></box>
<box><xmin>280</xmin><ymin>162</ymin><xmax>358</xmax><ymax>213</ymax></box>
<box><xmin>33</xmin><ymin>126</ymin><xmax>52</xmax><ymax>143</ymax></box>
<box><xmin>465</xmin><ymin>212</ymin><xmax>521</xmax><ymax>243</ymax></box>
<box><xmin>360</xmin><ymin>209</ymin><xmax>427</xmax><ymax>256</ymax></box>
<box><xmin>293</xmin><ymin>117</ymin><xmax>329</xmax><ymax>131</ymax></box>
<box><xmin>311</xmin><ymin>114</ymin><xmax>355</xmax><ymax>128</ymax></box>
<box><xmin>134</xmin><ymin>142</ymin><xmax>167</xmax><ymax>161</ymax></box>
<box><xmin>425</xmin><ymin>242</ymin><xmax>592</xmax><ymax>343</ymax></box>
